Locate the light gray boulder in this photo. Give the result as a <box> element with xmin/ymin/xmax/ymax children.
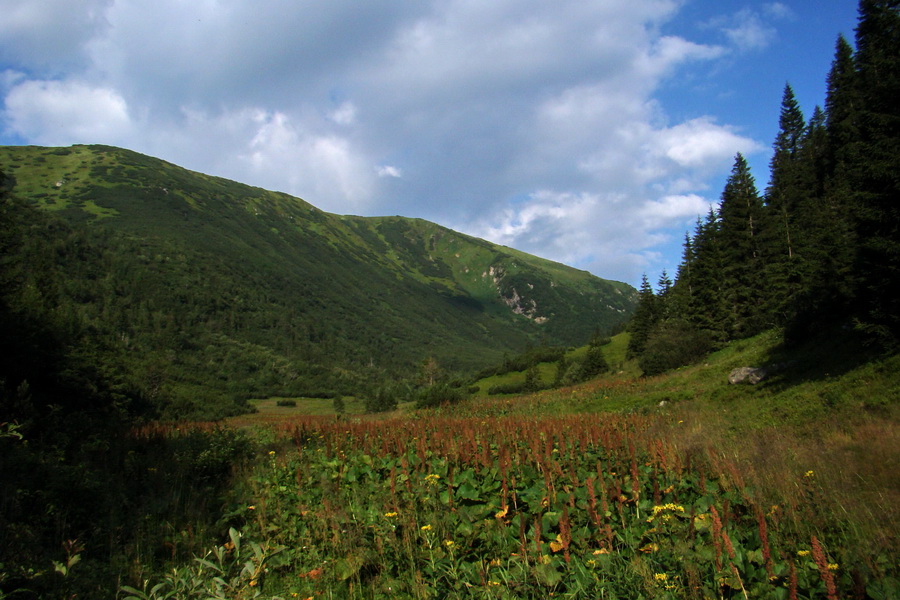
<box><xmin>728</xmin><ymin>367</ymin><xmax>768</xmax><ymax>385</ymax></box>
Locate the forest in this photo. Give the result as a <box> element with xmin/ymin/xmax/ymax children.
<box><xmin>627</xmin><ymin>1</ymin><xmax>899</xmax><ymax>374</ymax></box>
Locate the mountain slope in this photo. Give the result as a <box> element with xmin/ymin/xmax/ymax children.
<box><xmin>0</xmin><ymin>144</ymin><xmax>634</xmax><ymax>416</ymax></box>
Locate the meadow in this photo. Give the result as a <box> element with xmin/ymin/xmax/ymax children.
<box><xmin>117</xmin><ymin>331</ymin><xmax>899</xmax><ymax>599</ymax></box>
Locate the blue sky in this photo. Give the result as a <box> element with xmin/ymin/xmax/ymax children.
<box><xmin>0</xmin><ymin>1</ymin><xmax>859</xmax><ymax>287</ymax></box>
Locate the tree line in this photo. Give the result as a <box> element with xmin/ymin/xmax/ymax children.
<box><xmin>628</xmin><ymin>0</ymin><xmax>899</xmax><ymax>374</ymax></box>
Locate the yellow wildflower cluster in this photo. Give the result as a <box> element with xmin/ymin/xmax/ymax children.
<box><xmin>797</xmin><ymin>550</ymin><xmax>811</xmax><ymax>557</ymax></box>
<box><xmin>443</xmin><ymin>540</ymin><xmax>456</xmax><ymax>549</ymax></box>
<box><xmin>805</xmin><ymin>470</ymin><xmax>815</xmax><ymax>478</ymax></box>
<box><xmin>828</xmin><ymin>563</ymin><xmax>840</xmax><ymax>570</ymax></box>
<box><xmin>424</xmin><ymin>473</ymin><xmax>441</xmax><ymax>485</ymax></box>
<box><xmin>384</xmin><ymin>512</ymin><xmax>398</xmax><ymax>518</ymax></box>
<box><xmin>420</xmin><ymin>525</ymin><xmax>432</xmax><ymax>532</ymax></box>
<box><xmin>654</xmin><ymin>573</ymin><xmax>668</xmax><ymax>582</ymax></box>
<box><xmin>648</xmin><ymin>503</ymin><xmax>685</xmax><ymax>521</ymax></box>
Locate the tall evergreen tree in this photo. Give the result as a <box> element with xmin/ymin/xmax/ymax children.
<box><xmin>850</xmin><ymin>0</ymin><xmax>900</xmax><ymax>345</ymax></box>
<box><xmin>626</xmin><ymin>274</ymin><xmax>657</xmax><ymax>359</ymax></box>
<box><xmin>686</xmin><ymin>209</ymin><xmax>728</xmax><ymax>341</ymax></box>
<box><xmin>719</xmin><ymin>154</ymin><xmax>767</xmax><ymax>337</ymax></box>
<box><xmin>763</xmin><ymin>86</ymin><xmax>809</xmax><ymax>322</ymax></box>
<box><xmin>656</xmin><ymin>269</ymin><xmax>673</xmax><ymax>320</ymax></box>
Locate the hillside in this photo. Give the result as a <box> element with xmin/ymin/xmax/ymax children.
<box><xmin>0</xmin><ymin>144</ymin><xmax>634</xmax><ymax>417</ymax></box>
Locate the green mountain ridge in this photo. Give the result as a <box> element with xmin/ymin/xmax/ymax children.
<box><xmin>0</xmin><ymin>144</ymin><xmax>634</xmax><ymax>417</ymax></box>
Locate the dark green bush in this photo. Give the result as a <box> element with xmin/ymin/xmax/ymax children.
<box><xmin>638</xmin><ymin>320</ymin><xmax>713</xmax><ymax>376</ymax></box>
<box><xmin>415</xmin><ymin>383</ymin><xmax>466</xmax><ymax>408</ymax></box>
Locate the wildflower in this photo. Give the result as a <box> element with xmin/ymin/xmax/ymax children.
<box><xmin>586</xmin><ymin>559</ymin><xmax>597</xmax><ymax>567</ymax></box>
<box><xmin>420</xmin><ymin>525</ymin><xmax>432</xmax><ymax>531</ymax></box>
<box><xmin>488</xmin><ymin>581</ymin><xmax>501</xmax><ymax>586</ymax></box>
<box><xmin>654</xmin><ymin>573</ymin><xmax>668</xmax><ymax>582</ymax></box>
<box><xmin>443</xmin><ymin>540</ymin><xmax>455</xmax><ymax>549</ymax></box>
<box><xmin>797</xmin><ymin>550</ymin><xmax>810</xmax><ymax>557</ymax></box>
<box><xmin>805</xmin><ymin>470</ymin><xmax>815</xmax><ymax>478</ymax></box>
<box><xmin>248</xmin><ymin>505</ymin><xmax>256</xmax><ymax>511</ymax></box>
<box><xmin>592</xmin><ymin>549</ymin><xmax>609</xmax><ymax>555</ymax></box>
<box><xmin>828</xmin><ymin>563</ymin><xmax>839</xmax><ymax>571</ymax></box>
<box><xmin>249</xmin><ymin>579</ymin><xmax>258</xmax><ymax>587</ymax></box>
<box><xmin>652</xmin><ymin>503</ymin><xmax>685</xmax><ymax>514</ymax></box>
<box><xmin>268</xmin><ymin>450</ymin><xmax>276</xmax><ymax>456</ymax></box>
<box><xmin>384</xmin><ymin>511</ymin><xmax>398</xmax><ymax>518</ymax></box>
<box><xmin>424</xmin><ymin>473</ymin><xmax>441</xmax><ymax>485</ymax></box>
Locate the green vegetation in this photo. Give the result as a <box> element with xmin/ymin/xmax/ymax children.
<box><xmin>0</xmin><ymin>3</ymin><xmax>897</xmax><ymax>598</ymax></box>
<box><xmin>629</xmin><ymin>4</ymin><xmax>900</xmax><ymax>374</ymax></box>
<box><xmin>0</xmin><ymin>145</ymin><xmax>633</xmax><ymax>419</ymax></box>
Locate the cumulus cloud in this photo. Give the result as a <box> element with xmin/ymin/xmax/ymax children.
<box><xmin>0</xmin><ymin>0</ymin><xmax>778</xmax><ymax>284</ymax></box>
<box><xmin>4</xmin><ymin>79</ymin><xmax>132</xmax><ymax>145</ymax></box>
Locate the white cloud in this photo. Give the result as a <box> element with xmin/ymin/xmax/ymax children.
<box><xmin>0</xmin><ymin>0</ymin><xmax>774</xmax><ymax>285</ymax></box>
<box><xmin>329</xmin><ymin>102</ymin><xmax>358</xmax><ymax>126</ymax></box>
<box><xmin>707</xmin><ymin>7</ymin><xmax>779</xmax><ymax>53</ymax></box>
<box><xmin>4</xmin><ymin>79</ymin><xmax>132</xmax><ymax>145</ymax></box>
<box><xmin>376</xmin><ymin>165</ymin><xmax>402</xmax><ymax>178</ymax></box>
<box><xmin>656</xmin><ymin>117</ymin><xmax>761</xmax><ymax>169</ymax></box>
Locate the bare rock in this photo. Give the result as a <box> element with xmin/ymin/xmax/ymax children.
<box><xmin>728</xmin><ymin>367</ymin><xmax>768</xmax><ymax>385</ymax></box>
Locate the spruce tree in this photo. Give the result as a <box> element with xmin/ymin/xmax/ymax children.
<box><xmin>719</xmin><ymin>154</ymin><xmax>767</xmax><ymax>337</ymax></box>
<box><xmin>763</xmin><ymin>86</ymin><xmax>808</xmax><ymax>323</ymax></box>
<box><xmin>626</xmin><ymin>274</ymin><xmax>657</xmax><ymax>359</ymax></box>
<box><xmin>686</xmin><ymin>209</ymin><xmax>728</xmax><ymax>342</ymax></box>
<box><xmin>850</xmin><ymin>0</ymin><xmax>900</xmax><ymax>345</ymax></box>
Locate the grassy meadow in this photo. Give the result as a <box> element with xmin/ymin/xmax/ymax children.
<box><xmin>109</xmin><ymin>330</ymin><xmax>900</xmax><ymax>599</ymax></box>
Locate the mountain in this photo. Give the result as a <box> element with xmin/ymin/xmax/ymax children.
<box><xmin>0</xmin><ymin>144</ymin><xmax>634</xmax><ymax>417</ymax></box>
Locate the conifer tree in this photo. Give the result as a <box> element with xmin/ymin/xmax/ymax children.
<box><xmin>763</xmin><ymin>87</ymin><xmax>808</xmax><ymax>322</ymax></box>
<box><xmin>686</xmin><ymin>209</ymin><xmax>728</xmax><ymax>341</ymax></box>
<box><xmin>719</xmin><ymin>154</ymin><xmax>767</xmax><ymax>337</ymax></box>
<box><xmin>626</xmin><ymin>274</ymin><xmax>657</xmax><ymax>359</ymax></box>
<box><xmin>849</xmin><ymin>0</ymin><xmax>900</xmax><ymax>345</ymax></box>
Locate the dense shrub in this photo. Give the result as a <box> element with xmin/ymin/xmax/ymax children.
<box><xmin>415</xmin><ymin>383</ymin><xmax>466</xmax><ymax>408</ymax></box>
<box><xmin>638</xmin><ymin>320</ymin><xmax>713</xmax><ymax>376</ymax></box>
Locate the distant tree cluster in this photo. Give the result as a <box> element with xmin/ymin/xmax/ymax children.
<box><xmin>629</xmin><ymin>1</ymin><xmax>900</xmax><ymax>373</ymax></box>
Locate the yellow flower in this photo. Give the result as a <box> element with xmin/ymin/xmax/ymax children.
<box><xmin>804</xmin><ymin>470</ymin><xmax>815</xmax><ymax>478</ymax></box>
<box><xmin>797</xmin><ymin>550</ymin><xmax>810</xmax><ymax>557</ymax></box>
<box><xmin>654</xmin><ymin>573</ymin><xmax>668</xmax><ymax>582</ymax></box>
<box><xmin>384</xmin><ymin>512</ymin><xmax>398</xmax><ymax>518</ymax></box>
<box><xmin>420</xmin><ymin>525</ymin><xmax>432</xmax><ymax>531</ymax></box>
<box><xmin>268</xmin><ymin>450</ymin><xmax>276</xmax><ymax>456</ymax></box>
<box><xmin>586</xmin><ymin>559</ymin><xmax>597</xmax><ymax>566</ymax></box>
<box><xmin>592</xmin><ymin>548</ymin><xmax>609</xmax><ymax>555</ymax></box>
<box><xmin>443</xmin><ymin>540</ymin><xmax>456</xmax><ymax>548</ymax></box>
<box><xmin>247</xmin><ymin>505</ymin><xmax>256</xmax><ymax>511</ymax></box>
<box><xmin>828</xmin><ymin>563</ymin><xmax>839</xmax><ymax>570</ymax></box>
<box><xmin>488</xmin><ymin>581</ymin><xmax>501</xmax><ymax>586</ymax></box>
<box><xmin>249</xmin><ymin>579</ymin><xmax>258</xmax><ymax>587</ymax></box>
<box><xmin>424</xmin><ymin>473</ymin><xmax>441</xmax><ymax>485</ymax></box>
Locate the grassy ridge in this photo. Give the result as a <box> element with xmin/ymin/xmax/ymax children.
<box><xmin>0</xmin><ymin>144</ymin><xmax>634</xmax><ymax>417</ymax></box>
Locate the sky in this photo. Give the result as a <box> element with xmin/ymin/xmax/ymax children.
<box><xmin>0</xmin><ymin>0</ymin><xmax>860</xmax><ymax>287</ymax></box>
